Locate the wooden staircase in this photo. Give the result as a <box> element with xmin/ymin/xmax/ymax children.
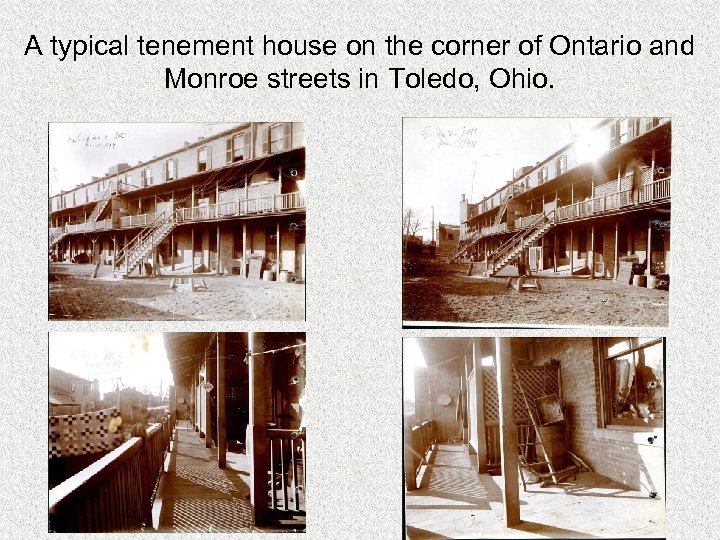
<box><xmin>449</xmin><ymin>230</ymin><xmax>481</xmax><ymax>263</ymax></box>
<box><xmin>494</xmin><ymin>194</ymin><xmax>510</xmax><ymax>227</ymax></box>
<box><xmin>87</xmin><ymin>180</ymin><xmax>116</xmax><ymax>223</ymax></box>
<box><xmin>49</xmin><ymin>226</ymin><xmax>67</xmax><ymax>248</ymax></box>
<box><xmin>486</xmin><ymin>211</ymin><xmax>555</xmax><ymax>276</ymax></box>
<box><xmin>113</xmin><ymin>211</ymin><xmax>177</xmax><ymax>277</ymax></box>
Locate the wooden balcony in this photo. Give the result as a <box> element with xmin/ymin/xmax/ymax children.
<box><xmin>481</xmin><ymin>222</ymin><xmax>508</xmax><ymax>237</ymax></box>
<box><xmin>176</xmin><ymin>191</ymin><xmax>305</xmax><ymax>224</ymax></box>
<box><xmin>64</xmin><ymin>219</ymin><xmax>114</xmax><ymax>233</ymax></box>
<box><xmin>120</xmin><ymin>212</ymin><xmax>164</xmax><ymax>228</ymax></box>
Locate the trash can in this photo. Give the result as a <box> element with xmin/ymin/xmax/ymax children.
<box><xmin>536</xmin><ymin>422</ymin><xmax>567</xmax><ymax>470</ymax></box>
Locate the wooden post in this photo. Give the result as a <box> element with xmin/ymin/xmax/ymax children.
<box><xmin>217</xmin><ymin>333</ymin><xmax>226</xmax><ymax>468</ymax></box>
<box><xmin>191</xmin><ymin>228</ymin><xmax>195</xmax><ymax>274</ymax></box>
<box><xmin>248</xmin><ymin>332</ymin><xmax>268</xmax><ymax>525</ymax></box>
<box><xmin>206</xmin><ymin>348</ymin><xmax>215</xmax><ymax>449</ymax></box>
<box><xmin>495</xmin><ymin>337</ymin><xmax>520</xmax><ymax>526</ymax></box>
<box><xmin>242</xmin><ymin>223</ymin><xmax>248</xmax><ymax>277</ymax></box>
<box><xmin>646</xmin><ymin>218</ymin><xmax>652</xmax><ymax>275</ymax></box>
<box><xmin>276</xmin><ymin>220</ymin><xmax>281</xmax><ymax>274</ymax></box>
<box><xmin>170</xmin><ymin>232</ymin><xmax>175</xmax><ymax>271</ymax></box>
<box><xmin>473</xmin><ymin>338</ymin><xmax>487</xmax><ymax>473</ymax></box>
<box><xmin>553</xmin><ymin>232</ymin><xmax>557</xmax><ymax>273</ymax></box>
<box><xmin>590</xmin><ymin>224</ymin><xmax>595</xmax><ymax>280</ymax></box>
<box><xmin>404</xmin><ymin>422</ymin><xmax>417</xmax><ymax>490</ymax></box>
<box><xmin>216</xmin><ymin>225</ymin><xmax>221</xmax><ymax>275</ymax></box>
<box><xmin>569</xmin><ymin>228</ymin><xmax>574</xmax><ymax>276</ymax></box>
<box><xmin>614</xmin><ymin>220</ymin><xmax>619</xmax><ymax>280</ymax></box>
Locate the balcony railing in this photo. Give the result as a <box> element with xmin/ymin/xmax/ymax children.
<box><xmin>64</xmin><ymin>219</ymin><xmax>114</xmax><ymax>233</ymax></box>
<box><xmin>267</xmin><ymin>428</ymin><xmax>306</xmax><ymax>513</ymax></box>
<box><xmin>516</xmin><ymin>212</ymin><xmax>544</xmax><ymax>230</ymax></box>
<box><xmin>481</xmin><ymin>222</ymin><xmax>508</xmax><ymax>237</ymax></box>
<box><xmin>49</xmin><ymin>416</ymin><xmax>174</xmax><ymax>533</ymax></box>
<box><xmin>640</xmin><ymin>178</ymin><xmax>670</xmax><ymax>202</ymax></box>
<box><xmin>120</xmin><ymin>212</ymin><xmax>164</xmax><ymax>228</ymax></box>
<box><xmin>405</xmin><ymin>420</ymin><xmax>435</xmax><ymax>491</ymax></box>
<box><xmin>175</xmin><ymin>191</ymin><xmax>305</xmax><ymax>224</ymax></box>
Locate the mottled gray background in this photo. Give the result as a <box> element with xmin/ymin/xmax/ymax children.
<box><xmin>1</xmin><ymin>0</ymin><xmax>719</xmax><ymax>538</ymax></box>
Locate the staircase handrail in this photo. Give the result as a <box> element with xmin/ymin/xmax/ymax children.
<box><xmin>491</xmin><ymin>210</ymin><xmax>554</xmax><ymax>263</ymax></box>
<box><xmin>87</xmin><ymin>180</ymin><xmax>116</xmax><ymax>223</ymax></box>
<box><xmin>494</xmin><ymin>193</ymin><xmax>510</xmax><ymax>226</ymax></box>
<box><xmin>114</xmin><ymin>211</ymin><xmax>170</xmax><ymax>269</ymax></box>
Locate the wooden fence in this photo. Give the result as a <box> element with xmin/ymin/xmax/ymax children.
<box><xmin>48</xmin><ymin>414</ymin><xmax>175</xmax><ymax>533</ymax></box>
<box><xmin>404</xmin><ymin>420</ymin><xmax>435</xmax><ymax>491</ymax></box>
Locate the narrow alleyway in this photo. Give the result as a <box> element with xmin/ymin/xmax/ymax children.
<box><xmin>406</xmin><ymin>443</ymin><xmax>665</xmax><ymax>539</ymax></box>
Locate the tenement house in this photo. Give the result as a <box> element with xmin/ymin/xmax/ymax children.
<box><xmin>455</xmin><ymin>118</ymin><xmax>671</xmax><ymax>281</ymax></box>
<box><xmin>49</xmin><ymin>122</ymin><xmax>306</xmax><ymax>281</ymax></box>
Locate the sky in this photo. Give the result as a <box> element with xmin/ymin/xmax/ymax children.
<box><xmin>403</xmin><ymin>117</ymin><xmax>603</xmax><ymax>238</ymax></box>
<box><xmin>48</xmin><ymin>122</ymin><xmax>238</xmax><ymax>196</ymax></box>
<box><xmin>49</xmin><ymin>332</ymin><xmax>174</xmax><ymax>399</ymax></box>
<box><xmin>403</xmin><ymin>338</ymin><xmax>426</xmax><ymax>401</ymax></box>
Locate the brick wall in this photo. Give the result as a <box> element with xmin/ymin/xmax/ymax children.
<box><xmin>533</xmin><ymin>338</ymin><xmax>664</xmax><ymax>495</ymax></box>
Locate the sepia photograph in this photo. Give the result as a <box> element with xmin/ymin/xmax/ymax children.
<box><xmin>403</xmin><ymin>118</ymin><xmax>671</xmax><ymax>327</ymax></box>
<box><xmin>49</xmin><ymin>122</ymin><xmax>306</xmax><ymax>320</ymax></box>
<box><xmin>404</xmin><ymin>337</ymin><xmax>665</xmax><ymax>538</ymax></box>
<box><xmin>49</xmin><ymin>332</ymin><xmax>306</xmax><ymax>533</ymax></box>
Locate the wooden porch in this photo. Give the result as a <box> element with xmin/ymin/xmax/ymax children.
<box><xmin>154</xmin><ymin>421</ymin><xmax>305</xmax><ymax>533</ymax></box>
<box><xmin>406</xmin><ymin>443</ymin><xmax>665</xmax><ymax>539</ymax></box>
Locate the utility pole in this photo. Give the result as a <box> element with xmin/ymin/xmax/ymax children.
<box><xmin>431</xmin><ymin>205</ymin><xmax>435</xmax><ymax>245</ymax></box>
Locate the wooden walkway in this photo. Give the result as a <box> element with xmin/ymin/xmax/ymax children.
<box><xmin>406</xmin><ymin>443</ymin><xmax>665</xmax><ymax>539</ymax></box>
<box><xmin>152</xmin><ymin>421</ymin><xmax>259</xmax><ymax>533</ymax></box>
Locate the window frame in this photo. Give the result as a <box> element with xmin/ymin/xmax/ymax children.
<box><xmin>598</xmin><ymin>337</ymin><xmax>664</xmax><ymax>429</ymax></box>
<box><xmin>142</xmin><ymin>167</ymin><xmax>153</xmax><ymax>187</ymax></box>
<box><xmin>538</xmin><ymin>166</ymin><xmax>548</xmax><ymax>185</ymax></box>
<box><xmin>198</xmin><ymin>146</ymin><xmax>209</xmax><ymax>173</ymax></box>
<box><xmin>557</xmin><ymin>154</ymin><xmax>567</xmax><ymax>175</ymax></box>
<box><xmin>165</xmin><ymin>158</ymin><xmax>177</xmax><ymax>181</ymax></box>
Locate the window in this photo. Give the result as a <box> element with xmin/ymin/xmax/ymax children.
<box><xmin>600</xmin><ymin>338</ymin><xmax>664</xmax><ymax>427</ymax></box>
<box><xmin>447</xmin><ymin>232</ymin><xmax>454</xmax><ymax>240</ymax></box>
<box><xmin>83</xmin><ymin>385</ymin><xmax>88</xmax><ymax>395</ymax></box>
<box><xmin>557</xmin><ymin>154</ymin><xmax>567</xmax><ymax>175</ymax></box>
<box><xmin>538</xmin><ymin>166</ymin><xmax>548</xmax><ymax>185</ymax></box>
<box><xmin>611</xmin><ymin>118</ymin><xmax>631</xmax><ymax>148</ymax></box>
<box><xmin>198</xmin><ymin>146</ymin><xmax>208</xmax><ymax>172</ymax></box>
<box><xmin>142</xmin><ymin>167</ymin><xmax>153</xmax><ymax>187</ymax></box>
<box><xmin>226</xmin><ymin>133</ymin><xmax>248</xmax><ymax>163</ymax></box>
<box><xmin>525</xmin><ymin>176</ymin><xmax>530</xmax><ymax>188</ymax></box>
<box><xmin>645</xmin><ymin>117</ymin><xmax>659</xmax><ymax>132</ymax></box>
<box><xmin>71</xmin><ymin>382</ymin><xmax>75</xmax><ymax>393</ymax></box>
<box><xmin>125</xmin><ymin>173</ymin><xmax>132</xmax><ymax>188</ymax></box>
<box><xmin>166</xmin><ymin>159</ymin><xmax>176</xmax><ymax>181</ymax></box>
<box><xmin>268</xmin><ymin>124</ymin><xmax>287</xmax><ymax>154</ymax></box>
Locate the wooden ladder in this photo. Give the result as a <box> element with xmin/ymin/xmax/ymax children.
<box><xmin>512</xmin><ymin>367</ymin><xmax>560</xmax><ymax>486</ymax></box>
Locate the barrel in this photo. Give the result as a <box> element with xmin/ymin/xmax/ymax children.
<box><xmin>633</xmin><ymin>274</ymin><xmax>647</xmax><ymax>287</ymax></box>
<box><xmin>536</xmin><ymin>422</ymin><xmax>566</xmax><ymax>470</ymax></box>
<box><xmin>646</xmin><ymin>275</ymin><xmax>656</xmax><ymax>289</ymax></box>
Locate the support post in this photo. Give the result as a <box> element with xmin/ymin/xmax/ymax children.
<box><xmin>495</xmin><ymin>337</ymin><xmax>520</xmax><ymax>526</ymax></box>
<box><xmin>242</xmin><ymin>223</ymin><xmax>248</xmax><ymax>277</ymax></box>
<box><xmin>590</xmin><ymin>224</ymin><xmax>595</xmax><ymax>280</ymax></box>
<box><xmin>191</xmin><ymin>228</ymin><xmax>195</xmax><ymax>274</ymax></box>
<box><xmin>170</xmin><ymin>232</ymin><xmax>175</xmax><ymax>271</ymax></box>
<box><xmin>646</xmin><ymin>218</ymin><xmax>652</xmax><ymax>275</ymax></box>
<box><xmin>216</xmin><ymin>225</ymin><xmax>221</xmax><ymax>275</ymax></box>
<box><xmin>276</xmin><ymin>220</ymin><xmax>281</xmax><ymax>274</ymax></box>
<box><xmin>472</xmin><ymin>338</ymin><xmax>487</xmax><ymax>473</ymax></box>
<box><xmin>217</xmin><ymin>333</ymin><xmax>226</xmax><ymax>468</ymax></box>
<box><xmin>248</xmin><ymin>332</ymin><xmax>268</xmax><ymax>525</ymax></box>
<box><xmin>570</xmin><ymin>228</ymin><xmax>574</xmax><ymax>276</ymax></box>
<box><xmin>614</xmin><ymin>220</ymin><xmax>619</xmax><ymax>280</ymax></box>
<box><xmin>206</xmin><ymin>347</ymin><xmax>215</xmax><ymax>449</ymax></box>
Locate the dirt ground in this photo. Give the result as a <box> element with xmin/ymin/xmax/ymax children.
<box><xmin>49</xmin><ymin>263</ymin><xmax>305</xmax><ymax>321</ymax></box>
<box><xmin>403</xmin><ymin>262</ymin><xmax>669</xmax><ymax>326</ymax></box>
